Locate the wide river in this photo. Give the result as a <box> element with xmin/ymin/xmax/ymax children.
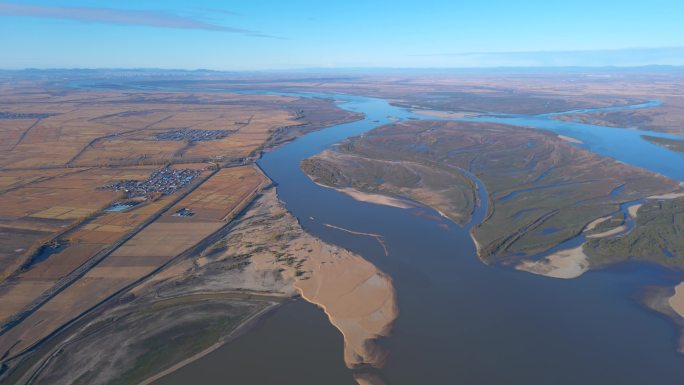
<box><xmin>118</xmin><ymin>90</ymin><xmax>684</xmax><ymax>385</ymax></box>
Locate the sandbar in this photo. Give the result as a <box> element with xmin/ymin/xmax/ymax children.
<box><xmin>586</xmin><ymin>225</ymin><xmax>628</xmax><ymax>239</ymax></box>
<box><xmin>294</xmin><ymin>238</ymin><xmax>397</xmax><ymax>369</ymax></box>
<box><xmin>584</xmin><ymin>216</ymin><xmax>611</xmax><ymax>232</ymax></box>
<box><xmin>628</xmin><ymin>203</ymin><xmax>643</xmax><ymax>219</ymax></box>
<box><xmin>516</xmin><ymin>245</ymin><xmax>589</xmax><ymax>279</ymax></box>
<box><xmin>669</xmin><ymin>282</ymin><xmax>684</xmax><ymax>319</ymax></box>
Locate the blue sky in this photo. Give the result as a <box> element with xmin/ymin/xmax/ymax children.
<box><xmin>1</xmin><ymin>0</ymin><xmax>683</xmax><ymax>69</ymax></box>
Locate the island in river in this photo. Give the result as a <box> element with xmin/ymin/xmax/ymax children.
<box><xmin>301</xmin><ymin>119</ymin><xmax>680</xmax><ymax>266</ymax></box>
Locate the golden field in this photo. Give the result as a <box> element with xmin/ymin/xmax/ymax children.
<box><xmin>0</xmin><ymin>166</ymin><xmax>161</xmax><ymax>279</ymax></box>
<box><xmin>0</xmin><ymin>82</ymin><xmax>358</xmax><ymax>363</ymax></box>
<box><xmin>0</xmin><ymin>164</ymin><xmax>268</xmax><ymax>358</ymax></box>
<box><xmin>0</xmin><ymin>91</ymin><xmax>302</xmax><ymax>169</ymax></box>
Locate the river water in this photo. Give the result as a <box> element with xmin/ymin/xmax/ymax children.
<box><xmin>99</xmin><ymin>89</ymin><xmax>684</xmax><ymax>385</ymax></box>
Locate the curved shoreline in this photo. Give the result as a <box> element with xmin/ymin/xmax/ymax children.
<box><xmin>308</xmin><ymin>179</ymin><xmax>417</xmax><ymax>210</ymax></box>
<box><xmin>669</xmin><ymin>283</ymin><xmax>684</xmax><ymax>319</ymax></box>
<box><xmin>516</xmin><ymin>246</ymin><xmax>589</xmax><ymax>279</ymax></box>
<box><xmin>293</xmin><ymin>239</ymin><xmax>398</xmax><ymax>370</ymax></box>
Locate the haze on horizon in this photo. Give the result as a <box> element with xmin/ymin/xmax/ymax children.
<box><xmin>1</xmin><ymin>0</ymin><xmax>684</xmax><ymax>70</ymax></box>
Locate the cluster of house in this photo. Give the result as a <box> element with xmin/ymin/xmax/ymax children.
<box><xmin>99</xmin><ymin>167</ymin><xmax>201</xmax><ymax>198</ymax></box>
<box><xmin>154</xmin><ymin>128</ymin><xmax>232</xmax><ymax>142</ymax></box>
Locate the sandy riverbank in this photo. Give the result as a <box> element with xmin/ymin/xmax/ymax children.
<box><xmin>516</xmin><ymin>245</ymin><xmax>589</xmax><ymax>279</ymax></box>
<box><xmin>338</xmin><ymin>187</ymin><xmax>416</xmax><ymax>209</ymax></box>
<box><xmin>306</xmin><ymin>170</ymin><xmax>417</xmax><ymax>210</ymax></box>
<box><xmin>584</xmin><ymin>215</ymin><xmax>629</xmax><ymax>239</ymax></box>
<box><xmin>669</xmin><ymin>282</ymin><xmax>684</xmax><ymax>319</ymax></box>
<box><xmin>558</xmin><ymin>134</ymin><xmax>584</xmax><ymax>144</ymax></box>
<box><xmin>649</xmin><ymin>183</ymin><xmax>684</xmax><ymax>199</ymax></box>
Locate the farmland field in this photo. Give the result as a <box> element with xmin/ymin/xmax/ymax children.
<box><xmin>0</xmin><ymin>78</ymin><xmax>360</xmax><ymax>366</ymax></box>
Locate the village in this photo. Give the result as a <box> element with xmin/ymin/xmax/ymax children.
<box><xmin>154</xmin><ymin>128</ymin><xmax>232</xmax><ymax>142</ymax></box>
<box><xmin>99</xmin><ymin>167</ymin><xmax>201</xmax><ymax>198</ymax></box>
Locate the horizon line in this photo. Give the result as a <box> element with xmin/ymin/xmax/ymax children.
<box><xmin>2</xmin><ymin>64</ymin><xmax>684</xmax><ymax>73</ymax></box>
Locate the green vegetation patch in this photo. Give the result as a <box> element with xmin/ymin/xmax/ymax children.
<box><xmin>302</xmin><ymin>120</ymin><xmax>678</xmax><ymax>263</ymax></box>
<box><xmin>302</xmin><ymin>147</ymin><xmax>475</xmax><ymax>224</ymax></box>
<box><xmin>586</xmin><ymin>198</ymin><xmax>684</xmax><ymax>266</ymax></box>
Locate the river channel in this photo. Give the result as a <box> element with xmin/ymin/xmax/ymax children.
<box><xmin>101</xmin><ymin>88</ymin><xmax>684</xmax><ymax>385</ymax></box>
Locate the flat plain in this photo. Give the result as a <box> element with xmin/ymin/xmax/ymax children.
<box><xmin>3</xmin><ymin>70</ymin><xmax>684</xmax><ymax>385</ymax></box>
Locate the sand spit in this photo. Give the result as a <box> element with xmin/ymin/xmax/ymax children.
<box><xmin>669</xmin><ymin>282</ymin><xmax>684</xmax><ymax>319</ymax></box>
<box><xmin>516</xmin><ymin>246</ymin><xmax>589</xmax><ymax>279</ymax></box>
<box><xmin>294</xmin><ymin>238</ymin><xmax>397</xmax><ymax>369</ymax></box>
<box><xmin>558</xmin><ymin>134</ymin><xmax>584</xmax><ymax>144</ymax></box>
